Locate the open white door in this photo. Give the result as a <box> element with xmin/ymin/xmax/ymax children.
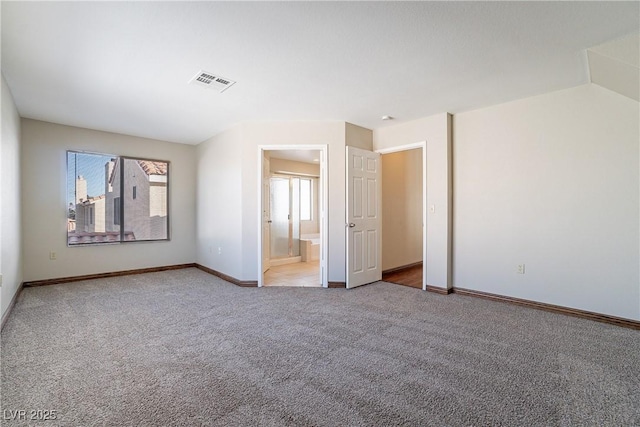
<box><xmin>262</xmin><ymin>155</ymin><xmax>271</xmax><ymax>273</ymax></box>
<box><xmin>346</xmin><ymin>146</ymin><xmax>382</xmax><ymax>288</ymax></box>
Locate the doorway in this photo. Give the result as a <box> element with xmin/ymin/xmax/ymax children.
<box><xmin>258</xmin><ymin>146</ymin><xmax>328</xmax><ymax>288</ymax></box>
<box><xmin>268</xmin><ymin>174</ymin><xmax>319</xmax><ymax>270</ymax></box>
<box><xmin>377</xmin><ymin>143</ymin><xmax>427</xmax><ymax>290</ymax></box>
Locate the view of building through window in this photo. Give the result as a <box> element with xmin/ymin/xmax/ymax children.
<box><xmin>67</xmin><ymin>151</ymin><xmax>169</xmax><ymax>245</ymax></box>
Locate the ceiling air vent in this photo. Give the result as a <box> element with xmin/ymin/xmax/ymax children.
<box><xmin>189</xmin><ymin>70</ymin><xmax>236</xmax><ymax>93</ymax></box>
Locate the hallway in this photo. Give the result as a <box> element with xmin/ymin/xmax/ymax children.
<box><xmin>382</xmin><ymin>264</ymin><xmax>423</xmax><ymax>289</ymax></box>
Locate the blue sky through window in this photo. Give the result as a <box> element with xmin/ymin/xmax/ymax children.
<box><xmin>66</xmin><ymin>151</ymin><xmax>115</xmax><ymax>207</ymax></box>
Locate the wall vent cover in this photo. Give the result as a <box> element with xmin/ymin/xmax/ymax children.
<box><xmin>189</xmin><ymin>70</ymin><xmax>236</xmax><ymax>92</ymax></box>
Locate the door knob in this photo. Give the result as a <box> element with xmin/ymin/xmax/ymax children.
<box><xmin>348</xmin><ymin>223</ymin><xmax>356</xmax><ymax>228</ymax></box>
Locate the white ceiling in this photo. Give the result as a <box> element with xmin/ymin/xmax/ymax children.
<box><xmin>2</xmin><ymin>2</ymin><xmax>638</xmax><ymax>145</ymax></box>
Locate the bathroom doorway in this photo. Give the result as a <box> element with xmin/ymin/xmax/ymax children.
<box><xmin>258</xmin><ymin>146</ymin><xmax>328</xmax><ymax>287</ymax></box>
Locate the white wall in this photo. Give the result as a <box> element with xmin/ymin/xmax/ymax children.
<box><xmin>382</xmin><ymin>149</ymin><xmax>423</xmax><ymax>271</ymax></box>
<box><xmin>1</xmin><ymin>74</ymin><xmax>23</xmax><ymax>318</ymax></box>
<box><xmin>196</xmin><ymin>126</ymin><xmax>244</xmax><ymax>279</ymax></box>
<box><xmin>374</xmin><ymin>113</ymin><xmax>452</xmax><ymax>289</ymax></box>
<box><xmin>453</xmin><ymin>84</ymin><xmax>640</xmax><ymax>320</ymax></box>
<box><xmin>21</xmin><ymin>119</ymin><xmax>197</xmax><ymax>281</ymax></box>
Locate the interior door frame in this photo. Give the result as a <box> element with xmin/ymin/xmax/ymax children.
<box><xmin>257</xmin><ymin>144</ymin><xmax>329</xmax><ymax>288</ymax></box>
<box><xmin>376</xmin><ymin>141</ymin><xmax>427</xmax><ymax>291</ymax></box>
<box><xmin>262</xmin><ymin>156</ymin><xmax>271</xmax><ymax>273</ymax></box>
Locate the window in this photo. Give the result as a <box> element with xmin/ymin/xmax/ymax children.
<box><xmin>67</xmin><ymin>151</ymin><xmax>169</xmax><ymax>245</ymax></box>
<box><xmin>300</xmin><ymin>178</ymin><xmax>312</xmax><ymax>221</ymax></box>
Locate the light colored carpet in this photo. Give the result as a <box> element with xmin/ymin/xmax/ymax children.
<box><xmin>2</xmin><ymin>268</ymin><xmax>639</xmax><ymax>426</ymax></box>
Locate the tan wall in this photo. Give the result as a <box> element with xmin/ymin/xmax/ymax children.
<box><xmin>346</xmin><ymin>122</ymin><xmax>373</xmax><ymax>150</ymax></box>
<box><xmin>382</xmin><ymin>149</ymin><xmax>423</xmax><ymax>271</ymax></box>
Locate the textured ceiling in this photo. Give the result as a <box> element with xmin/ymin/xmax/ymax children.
<box><xmin>2</xmin><ymin>2</ymin><xmax>638</xmax><ymax>145</ymax></box>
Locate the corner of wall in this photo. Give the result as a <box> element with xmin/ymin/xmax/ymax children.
<box><xmin>195</xmin><ymin>125</ymin><xmax>244</xmax><ymax>281</ymax></box>
<box><xmin>1</xmin><ymin>73</ymin><xmax>24</xmax><ymax>319</ymax></box>
<box><xmin>446</xmin><ymin>113</ymin><xmax>453</xmax><ymax>289</ymax></box>
<box><xmin>345</xmin><ymin>122</ymin><xmax>373</xmax><ymax>151</ymax></box>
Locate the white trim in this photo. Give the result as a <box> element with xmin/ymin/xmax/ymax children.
<box><xmin>257</xmin><ymin>145</ymin><xmax>329</xmax><ymax>288</ymax></box>
<box><xmin>376</xmin><ymin>141</ymin><xmax>428</xmax><ymax>291</ymax></box>
<box><xmin>258</xmin><ymin>151</ymin><xmax>264</xmax><ymax>286</ymax></box>
<box><xmin>376</xmin><ymin>142</ymin><xmax>425</xmax><ymax>155</ymax></box>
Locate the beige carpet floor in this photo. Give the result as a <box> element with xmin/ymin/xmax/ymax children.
<box><xmin>2</xmin><ymin>268</ymin><xmax>639</xmax><ymax>426</ymax></box>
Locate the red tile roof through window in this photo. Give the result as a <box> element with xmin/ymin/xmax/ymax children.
<box><xmin>137</xmin><ymin>160</ymin><xmax>167</xmax><ymax>176</ymax></box>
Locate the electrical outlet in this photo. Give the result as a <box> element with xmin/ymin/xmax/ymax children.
<box><xmin>218</xmin><ymin>247</ymin><xmax>222</xmax><ymax>255</ymax></box>
<box><xmin>517</xmin><ymin>264</ymin><xmax>525</xmax><ymax>274</ymax></box>
<box><xmin>49</xmin><ymin>251</ymin><xmax>57</xmax><ymax>260</ymax></box>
